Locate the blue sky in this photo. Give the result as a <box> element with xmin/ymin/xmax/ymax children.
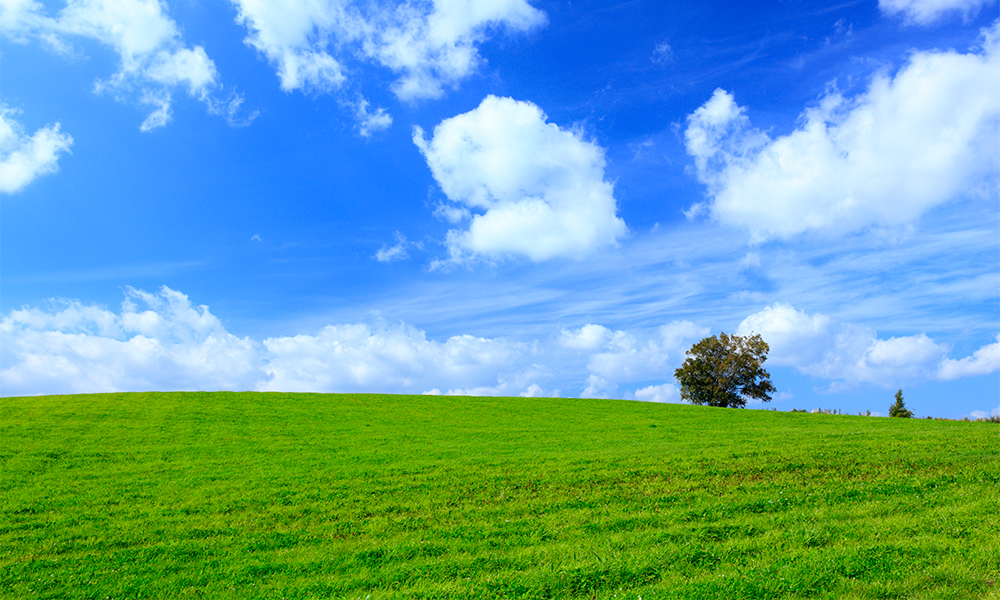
<box><xmin>2</xmin><ymin>0</ymin><xmax>998</xmax><ymax>418</ymax></box>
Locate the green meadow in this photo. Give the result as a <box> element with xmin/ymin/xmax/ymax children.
<box><xmin>1</xmin><ymin>392</ymin><xmax>997</xmax><ymax>599</ymax></box>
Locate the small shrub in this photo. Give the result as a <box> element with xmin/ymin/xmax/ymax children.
<box><xmin>888</xmin><ymin>389</ymin><xmax>914</xmax><ymax>418</ymax></box>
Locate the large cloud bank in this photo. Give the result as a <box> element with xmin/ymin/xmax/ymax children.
<box><xmin>0</xmin><ymin>0</ymin><xmax>248</xmax><ymax>130</ymax></box>
<box><xmin>0</xmin><ymin>287</ymin><xmax>265</xmax><ymax>395</ymax></box>
<box><xmin>232</xmin><ymin>0</ymin><xmax>545</xmax><ymax>100</ymax></box>
<box><xmin>685</xmin><ymin>21</ymin><xmax>1000</xmax><ymax>241</ymax></box>
<box><xmin>0</xmin><ymin>287</ymin><xmax>700</xmax><ymax>398</ymax></box>
<box><xmin>414</xmin><ymin>96</ymin><xmax>627</xmax><ymax>262</ymax></box>
<box><xmin>4</xmin><ymin>288</ymin><xmax>998</xmax><ymax>403</ymax></box>
<box><xmin>0</xmin><ymin>107</ymin><xmax>73</xmax><ymax>194</ymax></box>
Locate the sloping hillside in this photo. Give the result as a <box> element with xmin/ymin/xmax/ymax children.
<box><xmin>2</xmin><ymin>392</ymin><xmax>997</xmax><ymax>599</ymax></box>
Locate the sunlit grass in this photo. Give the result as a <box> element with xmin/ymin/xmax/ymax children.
<box><xmin>1</xmin><ymin>392</ymin><xmax>997</xmax><ymax>599</ymax></box>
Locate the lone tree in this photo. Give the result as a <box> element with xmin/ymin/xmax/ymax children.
<box><xmin>674</xmin><ymin>332</ymin><xmax>776</xmax><ymax>408</ymax></box>
<box><xmin>888</xmin><ymin>389</ymin><xmax>913</xmax><ymax>418</ymax></box>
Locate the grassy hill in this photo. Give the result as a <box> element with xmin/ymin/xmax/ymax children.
<box><xmin>1</xmin><ymin>392</ymin><xmax>997</xmax><ymax>599</ymax></box>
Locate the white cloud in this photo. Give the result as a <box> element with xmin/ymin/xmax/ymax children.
<box><xmin>232</xmin><ymin>0</ymin><xmax>349</xmax><ymax>94</ymax></box>
<box><xmin>2</xmin><ymin>0</ymin><xmax>247</xmax><ymax>129</ymax></box>
<box><xmin>564</xmin><ymin>321</ymin><xmax>707</xmax><ymax>398</ymax></box>
<box><xmin>231</xmin><ymin>0</ymin><xmax>545</xmax><ymax>100</ymax></box>
<box><xmin>970</xmin><ymin>405</ymin><xmax>1000</xmax><ymax>419</ymax></box>
<box><xmin>879</xmin><ymin>0</ymin><xmax>993</xmax><ymax>24</ymax></box>
<box><xmin>1</xmin><ymin>287</ymin><xmax>703</xmax><ymax>400</ymax></box>
<box><xmin>414</xmin><ymin>95</ymin><xmax>628</xmax><ymax>262</ymax></box>
<box><xmin>5</xmin><ymin>288</ymin><xmax>995</xmax><ymax>403</ymax></box>
<box><xmin>685</xmin><ymin>23</ymin><xmax>1000</xmax><ymax>240</ymax></box>
<box><xmin>652</xmin><ymin>41</ymin><xmax>673</xmax><ymax>64</ymax></box>
<box><xmin>520</xmin><ymin>383</ymin><xmax>545</xmax><ymax>397</ymax></box>
<box><xmin>938</xmin><ymin>334</ymin><xmax>1000</xmax><ymax>379</ymax></box>
<box><xmin>436</xmin><ymin>373</ymin><xmax>555</xmax><ymax>398</ymax></box>
<box><xmin>660</xmin><ymin>320</ymin><xmax>711</xmax><ymax>355</ymax></box>
<box><xmin>354</xmin><ymin>97</ymin><xmax>393</xmax><ymax>137</ymax></box>
<box><xmin>559</xmin><ymin>324</ymin><xmax>611</xmax><ymax>351</ymax></box>
<box><xmin>0</xmin><ymin>286</ymin><xmax>266</xmax><ymax>396</ymax></box>
<box><xmin>433</xmin><ymin>202</ymin><xmax>471</xmax><ymax>224</ymax></box>
<box><xmin>631</xmin><ymin>383</ymin><xmax>681</xmax><ymax>403</ymax></box>
<box><xmin>737</xmin><ymin>302</ymin><xmax>1000</xmax><ymax>387</ymax></box>
<box><xmin>1</xmin><ymin>287</ymin><xmax>547</xmax><ymax>397</ymax></box>
<box><xmin>363</xmin><ymin>0</ymin><xmax>546</xmax><ymax>101</ymax></box>
<box><xmin>374</xmin><ymin>231</ymin><xmax>411</xmax><ymax>262</ymax></box>
<box><xmin>736</xmin><ymin>302</ymin><xmax>835</xmax><ymax>368</ymax></box>
<box><xmin>0</xmin><ymin>107</ymin><xmax>73</xmax><ymax>194</ymax></box>
<box><xmin>261</xmin><ymin>323</ymin><xmax>530</xmax><ymax>393</ymax></box>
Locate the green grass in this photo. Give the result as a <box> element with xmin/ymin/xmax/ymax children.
<box><xmin>1</xmin><ymin>392</ymin><xmax>998</xmax><ymax>599</ymax></box>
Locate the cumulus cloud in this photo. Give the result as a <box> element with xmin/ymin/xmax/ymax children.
<box><xmin>1</xmin><ymin>0</ymin><xmax>249</xmax><ymax>129</ymax></box>
<box><xmin>363</xmin><ymin>0</ymin><xmax>546</xmax><ymax>101</ymax></box>
<box><xmin>0</xmin><ymin>287</ymin><xmax>559</xmax><ymax>396</ymax></box>
<box><xmin>0</xmin><ymin>287</ymin><xmax>541</xmax><ymax>397</ymax></box>
<box><xmin>879</xmin><ymin>0</ymin><xmax>994</xmax><ymax>24</ymax></box>
<box><xmin>232</xmin><ymin>0</ymin><xmax>544</xmax><ymax>101</ymax></box>
<box><xmin>0</xmin><ymin>286</ymin><xmax>266</xmax><ymax>396</ymax></box>
<box><xmin>0</xmin><ymin>107</ymin><xmax>73</xmax><ymax>194</ymax></box>
<box><xmin>425</xmin><ymin>370</ymin><xmax>556</xmax><ymax>398</ymax></box>
<box><xmin>414</xmin><ymin>95</ymin><xmax>628</xmax><ymax>262</ymax></box>
<box><xmin>970</xmin><ymin>405</ymin><xmax>1000</xmax><ymax>419</ymax></box>
<box><xmin>1</xmin><ymin>287</ymin><xmax>549</xmax><ymax>397</ymax></box>
<box><xmin>562</xmin><ymin>321</ymin><xmax>707</xmax><ymax>398</ymax></box>
<box><xmin>685</xmin><ymin>23</ymin><xmax>1000</xmax><ymax>240</ymax></box>
<box><xmin>630</xmin><ymin>383</ymin><xmax>681</xmax><ymax>403</ymax></box>
<box><xmin>737</xmin><ymin>303</ymin><xmax>1000</xmax><ymax>387</ymax></box>
<box><xmin>559</xmin><ymin>323</ymin><xmax>611</xmax><ymax>351</ymax></box>
<box><xmin>6</xmin><ymin>288</ymin><xmax>995</xmax><ymax>402</ymax></box>
<box><xmin>938</xmin><ymin>334</ymin><xmax>1000</xmax><ymax>379</ymax></box>
<box><xmin>261</xmin><ymin>323</ymin><xmax>533</xmax><ymax>393</ymax></box>
<box><xmin>2</xmin><ymin>287</ymin><xmax>706</xmax><ymax>400</ymax></box>
<box><xmin>231</xmin><ymin>0</ymin><xmax>349</xmax><ymax>94</ymax></box>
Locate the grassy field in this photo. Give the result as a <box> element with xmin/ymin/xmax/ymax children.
<box><xmin>1</xmin><ymin>392</ymin><xmax>997</xmax><ymax>599</ymax></box>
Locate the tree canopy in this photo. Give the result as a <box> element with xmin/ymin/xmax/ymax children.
<box><xmin>674</xmin><ymin>332</ymin><xmax>775</xmax><ymax>408</ymax></box>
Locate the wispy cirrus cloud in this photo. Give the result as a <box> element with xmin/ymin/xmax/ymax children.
<box><xmin>1</xmin><ymin>0</ymin><xmax>252</xmax><ymax>129</ymax></box>
<box><xmin>879</xmin><ymin>0</ymin><xmax>995</xmax><ymax>25</ymax></box>
<box><xmin>374</xmin><ymin>231</ymin><xmax>412</xmax><ymax>263</ymax></box>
